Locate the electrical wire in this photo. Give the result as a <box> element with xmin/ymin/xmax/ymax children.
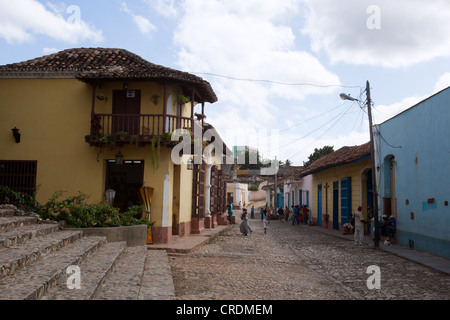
<box><xmin>190</xmin><ymin>71</ymin><xmax>363</xmax><ymax>89</ymax></box>
<box><xmin>284</xmin><ymin>102</ymin><xmax>357</xmax><ymax>161</ymax></box>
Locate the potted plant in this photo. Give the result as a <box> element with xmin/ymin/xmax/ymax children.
<box><xmin>195</xmin><ymin>112</ymin><xmax>206</xmax><ymax>120</ymax></box>
<box><xmin>177</xmin><ymin>94</ymin><xmax>190</xmax><ymax>104</ymax></box>
<box><xmin>116</xmin><ymin>131</ymin><xmax>128</xmax><ymax>141</ymax></box>
<box><xmin>151</xmin><ymin>94</ymin><xmax>159</xmax><ymax>106</ymax></box>
<box><xmin>141</xmin><ymin>126</ymin><xmax>151</xmax><ymax>140</ymax></box>
<box><xmin>96</xmin><ymin>93</ymin><xmax>108</xmax><ymax>102</ymax></box>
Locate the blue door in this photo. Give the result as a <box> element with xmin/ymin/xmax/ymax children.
<box><xmin>317</xmin><ymin>184</ymin><xmax>322</xmax><ymax>226</ymax></box>
<box><xmin>340</xmin><ymin>177</ymin><xmax>352</xmax><ymax>227</ymax></box>
<box><xmin>333</xmin><ymin>181</ymin><xmax>339</xmax><ymax>230</ymax></box>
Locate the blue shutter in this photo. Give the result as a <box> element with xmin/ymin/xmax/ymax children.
<box><xmin>340</xmin><ymin>177</ymin><xmax>352</xmax><ymax>226</ymax></box>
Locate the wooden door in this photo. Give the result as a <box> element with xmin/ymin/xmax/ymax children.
<box><xmin>112</xmin><ymin>90</ymin><xmax>141</xmax><ymax>135</ymax></box>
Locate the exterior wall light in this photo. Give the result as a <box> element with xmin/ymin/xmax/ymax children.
<box><xmin>115</xmin><ymin>151</ymin><xmax>124</xmax><ymax>165</ymax></box>
<box><xmin>12</xmin><ymin>127</ymin><xmax>21</xmax><ymax>143</ymax></box>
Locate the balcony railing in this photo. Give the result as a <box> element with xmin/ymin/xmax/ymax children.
<box><xmin>88</xmin><ymin>113</ymin><xmax>193</xmax><ymax>145</ymax></box>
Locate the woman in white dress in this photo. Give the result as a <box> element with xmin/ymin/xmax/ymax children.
<box><xmin>239</xmin><ymin>208</ymin><xmax>252</xmax><ymax>236</ymax></box>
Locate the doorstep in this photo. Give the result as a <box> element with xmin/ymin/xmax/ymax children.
<box><xmin>147</xmin><ymin>225</ymin><xmax>231</xmax><ymax>254</ymax></box>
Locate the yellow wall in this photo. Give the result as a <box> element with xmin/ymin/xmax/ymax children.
<box><xmin>311</xmin><ymin>158</ymin><xmax>372</xmax><ymax>225</ymax></box>
<box><xmin>0</xmin><ymin>78</ymin><xmax>194</xmax><ymax>230</ymax></box>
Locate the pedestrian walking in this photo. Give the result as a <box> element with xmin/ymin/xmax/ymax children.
<box><xmin>277</xmin><ymin>207</ymin><xmax>284</xmax><ymax>221</ymax></box>
<box><xmin>239</xmin><ymin>208</ymin><xmax>252</xmax><ymax>236</ymax></box>
<box><xmin>227</xmin><ymin>203</ymin><xmax>233</xmax><ymax>224</ymax></box>
<box><xmin>263</xmin><ymin>211</ymin><xmax>270</xmax><ymax>234</ymax></box>
<box><xmin>250</xmin><ymin>205</ymin><xmax>255</xmax><ymax>219</ymax></box>
<box><xmin>292</xmin><ymin>205</ymin><xmax>300</xmax><ymax>225</ymax></box>
<box><xmin>353</xmin><ymin>206</ymin><xmax>365</xmax><ymax>244</ymax></box>
<box><xmin>284</xmin><ymin>206</ymin><xmax>289</xmax><ymax>221</ymax></box>
<box><xmin>260</xmin><ymin>207</ymin><xmax>265</xmax><ymax>220</ymax></box>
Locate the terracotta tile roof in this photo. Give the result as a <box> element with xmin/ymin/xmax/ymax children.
<box><xmin>300</xmin><ymin>142</ymin><xmax>371</xmax><ymax>177</ymax></box>
<box><xmin>0</xmin><ymin>48</ymin><xmax>217</xmax><ymax>103</ymax></box>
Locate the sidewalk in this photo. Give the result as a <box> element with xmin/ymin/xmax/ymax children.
<box><xmin>147</xmin><ymin>225</ymin><xmax>232</xmax><ymax>253</ymax></box>
<box><xmin>306</xmin><ymin>223</ymin><xmax>450</xmax><ymax>275</ymax></box>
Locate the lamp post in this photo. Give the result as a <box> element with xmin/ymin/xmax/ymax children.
<box><xmin>340</xmin><ymin>81</ymin><xmax>380</xmax><ymax>248</ymax></box>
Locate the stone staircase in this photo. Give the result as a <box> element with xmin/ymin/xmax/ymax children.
<box><xmin>0</xmin><ymin>205</ymin><xmax>175</xmax><ymax>300</ymax></box>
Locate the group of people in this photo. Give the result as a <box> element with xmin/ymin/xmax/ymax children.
<box><xmin>343</xmin><ymin>206</ymin><xmax>396</xmax><ymax>245</ymax></box>
<box><xmin>237</xmin><ymin>204</ymin><xmax>312</xmax><ymax>236</ymax></box>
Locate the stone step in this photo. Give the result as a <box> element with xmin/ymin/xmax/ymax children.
<box><xmin>0</xmin><ymin>236</ymin><xmax>106</xmax><ymax>300</ymax></box>
<box><xmin>0</xmin><ymin>230</ymin><xmax>83</xmax><ymax>280</ymax></box>
<box><xmin>93</xmin><ymin>245</ymin><xmax>148</xmax><ymax>300</ymax></box>
<box><xmin>0</xmin><ymin>223</ymin><xmax>60</xmax><ymax>248</ymax></box>
<box><xmin>0</xmin><ymin>209</ymin><xmax>16</xmax><ymax>217</ymax></box>
<box><xmin>138</xmin><ymin>250</ymin><xmax>175</xmax><ymax>300</ymax></box>
<box><xmin>0</xmin><ymin>216</ymin><xmax>39</xmax><ymax>232</ymax></box>
<box><xmin>41</xmin><ymin>241</ymin><xmax>127</xmax><ymax>300</ymax></box>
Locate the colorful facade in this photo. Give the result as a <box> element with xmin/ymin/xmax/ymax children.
<box><xmin>0</xmin><ymin>48</ymin><xmax>229</xmax><ymax>244</ymax></box>
<box><xmin>301</xmin><ymin>143</ymin><xmax>373</xmax><ymax>232</ymax></box>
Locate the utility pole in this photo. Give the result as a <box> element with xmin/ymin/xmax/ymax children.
<box><xmin>274</xmin><ymin>157</ymin><xmax>277</xmax><ymax>209</ymax></box>
<box><xmin>366</xmin><ymin>81</ymin><xmax>380</xmax><ymax>248</ymax></box>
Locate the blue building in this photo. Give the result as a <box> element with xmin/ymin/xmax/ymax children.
<box><xmin>377</xmin><ymin>87</ymin><xmax>450</xmax><ymax>259</ymax></box>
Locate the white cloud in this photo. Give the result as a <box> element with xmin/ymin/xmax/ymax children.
<box><xmin>0</xmin><ymin>0</ymin><xmax>103</xmax><ymax>44</ymax></box>
<box><xmin>301</xmin><ymin>0</ymin><xmax>450</xmax><ymax>68</ymax></box>
<box><xmin>434</xmin><ymin>73</ymin><xmax>450</xmax><ymax>93</ymax></box>
<box><xmin>173</xmin><ymin>0</ymin><xmax>341</xmax><ymax>151</ymax></box>
<box><xmin>120</xmin><ymin>2</ymin><xmax>157</xmax><ymax>36</ymax></box>
<box><xmin>143</xmin><ymin>0</ymin><xmax>179</xmax><ymax>18</ymax></box>
<box><xmin>42</xmin><ymin>47</ymin><xmax>59</xmax><ymax>55</ymax></box>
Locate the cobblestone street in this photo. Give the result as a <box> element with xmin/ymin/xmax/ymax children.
<box><xmin>169</xmin><ymin>217</ymin><xmax>450</xmax><ymax>300</ymax></box>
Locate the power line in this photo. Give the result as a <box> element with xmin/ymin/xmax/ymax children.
<box><xmin>191</xmin><ymin>71</ymin><xmax>363</xmax><ymax>89</ymax></box>
<box><xmin>285</xmin><ymin>103</ymin><xmax>357</xmax><ymax>161</ymax></box>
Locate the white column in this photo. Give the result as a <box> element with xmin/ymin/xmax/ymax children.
<box><xmin>205</xmin><ymin>163</ymin><xmax>212</xmax><ymax>217</ymax></box>
<box><xmin>162</xmin><ymin>171</ymin><xmax>170</xmax><ymax>227</ymax></box>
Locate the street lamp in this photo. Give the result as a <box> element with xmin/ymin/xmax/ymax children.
<box><xmin>340</xmin><ymin>81</ymin><xmax>380</xmax><ymax>248</ymax></box>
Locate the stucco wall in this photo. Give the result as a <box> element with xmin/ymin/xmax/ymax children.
<box><xmin>378</xmin><ymin>87</ymin><xmax>450</xmax><ymax>259</ymax></box>
<box><xmin>0</xmin><ymin>78</ymin><xmax>194</xmax><ymax>243</ymax></box>
<box><xmin>311</xmin><ymin>158</ymin><xmax>372</xmax><ymax>228</ymax></box>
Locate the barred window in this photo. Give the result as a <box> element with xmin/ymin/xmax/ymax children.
<box><xmin>0</xmin><ymin>160</ymin><xmax>37</xmax><ymax>196</ymax></box>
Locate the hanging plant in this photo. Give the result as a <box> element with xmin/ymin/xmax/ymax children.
<box><xmin>96</xmin><ymin>93</ymin><xmax>108</xmax><ymax>102</ymax></box>
<box><xmin>151</xmin><ymin>94</ymin><xmax>160</xmax><ymax>106</ymax></box>
<box><xmin>177</xmin><ymin>94</ymin><xmax>190</xmax><ymax>104</ymax></box>
<box><xmin>150</xmin><ymin>136</ymin><xmax>161</xmax><ymax>171</ymax></box>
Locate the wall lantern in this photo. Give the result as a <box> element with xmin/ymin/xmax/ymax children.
<box><xmin>105</xmin><ymin>188</ymin><xmax>116</xmax><ymax>206</ymax></box>
<box><xmin>140</xmin><ymin>185</ymin><xmax>154</xmax><ymax>220</ymax></box>
<box><xmin>12</xmin><ymin>127</ymin><xmax>20</xmax><ymax>143</ymax></box>
<box><xmin>115</xmin><ymin>151</ymin><xmax>124</xmax><ymax>165</ymax></box>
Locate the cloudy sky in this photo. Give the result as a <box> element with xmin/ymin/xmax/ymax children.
<box><xmin>2</xmin><ymin>0</ymin><xmax>450</xmax><ymax>165</ymax></box>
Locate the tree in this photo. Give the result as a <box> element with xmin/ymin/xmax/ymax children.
<box><xmin>303</xmin><ymin>146</ymin><xmax>334</xmax><ymax>167</ymax></box>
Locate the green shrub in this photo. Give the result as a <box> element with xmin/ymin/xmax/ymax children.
<box><xmin>0</xmin><ymin>187</ymin><xmax>153</xmax><ymax>228</ymax></box>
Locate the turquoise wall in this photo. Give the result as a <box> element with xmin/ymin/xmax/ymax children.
<box><xmin>379</xmin><ymin>87</ymin><xmax>450</xmax><ymax>259</ymax></box>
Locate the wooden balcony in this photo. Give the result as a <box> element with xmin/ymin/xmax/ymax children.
<box><xmin>87</xmin><ymin>113</ymin><xmax>193</xmax><ymax>146</ymax></box>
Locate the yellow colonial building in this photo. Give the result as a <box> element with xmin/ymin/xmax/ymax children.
<box><xmin>300</xmin><ymin>142</ymin><xmax>373</xmax><ymax>233</ymax></box>
<box><xmin>0</xmin><ymin>48</ymin><xmax>229</xmax><ymax>244</ymax></box>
